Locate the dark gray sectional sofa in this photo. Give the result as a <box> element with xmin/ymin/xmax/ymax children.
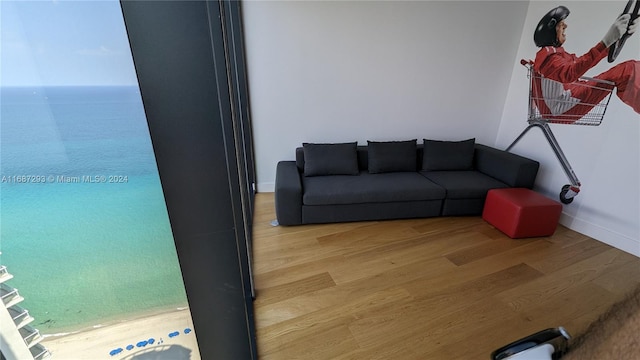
<box><xmin>274</xmin><ymin>139</ymin><xmax>539</xmax><ymax>226</ymax></box>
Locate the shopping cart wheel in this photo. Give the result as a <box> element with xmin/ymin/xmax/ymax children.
<box><xmin>608</xmin><ymin>0</ymin><xmax>640</xmax><ymax>63</ymax></box>
<box><xmin>559</xmin><ymin>184</ymin><xmax>579</xmax><ymax>204</ymax></box>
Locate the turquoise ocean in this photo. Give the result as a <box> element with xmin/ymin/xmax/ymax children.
<box><xmin>0</xmin><ymin>86</ymin><xmax>189</xmax><ymax>334</ymax></box>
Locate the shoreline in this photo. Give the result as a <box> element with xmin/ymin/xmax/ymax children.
<box><xmin>41</xmin><ymin>307</ymin><xmax>201</xmax><ymax>360</ymax></box>
<box><xmin>40</xmin><ymin>305</ymin><xmax>190</xmax><ymax>338</ymax></box>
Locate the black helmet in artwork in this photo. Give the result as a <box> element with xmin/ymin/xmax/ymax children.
<box><xmin>534</xmin><ymin>6</ymin><xmax>570</xmax><ymax>47</ymax></box>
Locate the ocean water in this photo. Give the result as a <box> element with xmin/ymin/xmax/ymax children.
<box><xmin>0</xmin><ymin>86</ymin><xmax>189</xmax><ymax>334</ymax></box>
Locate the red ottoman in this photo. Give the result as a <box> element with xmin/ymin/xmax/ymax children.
<box><xmin>482</xmin><ymin>188</ymin><xmax>562</xmax><ymax>239</ymax></box>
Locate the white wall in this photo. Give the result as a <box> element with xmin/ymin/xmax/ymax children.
<box><xmin>498</xmin><ymin>1</ymin><xmax>640</xmax><ymax>256</ymax></box>
<box><xmin>242</xmin><ymin>0</ymin><xmax>528</xmax><ymax>191</ymax></box>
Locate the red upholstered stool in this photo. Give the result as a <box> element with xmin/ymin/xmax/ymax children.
<box><xmin>482</xmin><ymin>188</ymin><xmax>562</xmax><ymax>239</ymax></box>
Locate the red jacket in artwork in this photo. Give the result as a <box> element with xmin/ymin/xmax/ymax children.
<box><xmin>532</xmin><ymin>42</ymin><xmax>639</xmax><ymax>119</ymax></box>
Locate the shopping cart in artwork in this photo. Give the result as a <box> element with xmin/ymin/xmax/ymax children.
<box><xmin>506</xmin><ymin>59</ymin><xmax>616</xmax><ymax>204</ymax></box>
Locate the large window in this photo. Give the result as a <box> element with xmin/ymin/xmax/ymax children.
<box><xmin>1</xmin><ymin>1</ymin><xmax>200</xmax><ymax>359</ymax></box>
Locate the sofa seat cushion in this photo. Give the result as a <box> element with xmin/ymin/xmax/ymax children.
<box><xmin>420</xmin><ymin>171</ymin><xmax>508</xmax><ymax>199</ymax></box>
<box><xmin>303</xmin><ymin>171</ymin><xmax>445</xmax><ymax>206</ymax></box>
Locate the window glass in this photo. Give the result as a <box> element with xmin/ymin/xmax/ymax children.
<box><xmin>1</xmin><ymin>1</ymin><xmax>201</xmax><ymax>359</ymax></box>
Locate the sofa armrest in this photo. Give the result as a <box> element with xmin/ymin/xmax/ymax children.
<box><xmin>474</xmin><ymin>144</ymin><xmax>539</xmax><ymax>188</ymax></box>
<box><xmin>275</xmin><ymin>161</ymin><xmax>303</xmax><ymax>225</ymax></box>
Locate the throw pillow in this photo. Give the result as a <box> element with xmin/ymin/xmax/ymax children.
<box><xmin>367</xmin><ymin>139</ymin><xmax>417</xmax><ymax>173</ymax></box>
<box><xmin>422</xmin><ymin>138</ymin><xmax>475</xmax><ymax>171</ymax></box>
<box><xmin>303</xmin><ymin>142</ymin><xmax>359</xmax><ymax>176</ymax></box>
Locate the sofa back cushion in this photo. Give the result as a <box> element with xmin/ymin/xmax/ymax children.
<box><xmin>296</xmin><ymin>145</ymin><xmax>366</xmax><ymax>172</ymax></box>
<box><xmin>422</xmin><ymin>138</ymin><xmax>475</xmax><ymax>171</ymax></box>
<box><xmin>301</xmin><ymin>142</ymin><xmax>359</xmax><ymax>176</ymax></box>
<box><xmin>367</xmin><ymin>139</ymin><xmax>417</xmax><ymax>173</ymax></box>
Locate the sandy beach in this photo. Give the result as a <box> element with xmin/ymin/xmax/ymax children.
<box><xmin>41</xmin><ymin>308</ymin><xmax>201</xmax><ymax>360</ymax></box>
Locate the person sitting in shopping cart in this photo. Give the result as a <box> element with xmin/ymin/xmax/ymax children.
<box><xmin>533</xmin><ymin>6</ymin><xmax>639</xmax><ymax>118</ymax></box>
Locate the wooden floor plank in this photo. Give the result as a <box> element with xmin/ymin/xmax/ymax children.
<box><xmin>254</xmin><ymin>272</ymin><xmax>336</xmax><ymax>307</ymax></box>
<box><xmin>253</xmin><ymin>254</ymin><xmax>346</xmax><ymax>290</ymax></box>
<box><xmin>592</xmin><ymin>260</ymin><xmax>640</xmax><ymax>296</ymax></box>
<box><xmin>496</xmin><ymin>248</ymin><xmax>637</xmax><ymax>312</ymax></box>
<box><xmin>525</xmin><ymin>238</ymin><xmax>614</xmax><ymax>274</ymax></box>
<box><xmin>255</xmin><ymin>273</ymin><xmax>416</xmax><ymax>328</ymax></box>
<box><xmin>402</xmin><ymin>240</ymin><xmax>552</xmax><ymax>298</ymax></box>
<box><xmin>257</xmin><ymin>287</ymin><xmax>413</xmax><ymax>349</ymax></box>
<box><xmin>511</xmin><ymin>282</ymin><xmax>616</xmax><ymax>334</ymax></box>
<box><xmin>349</xmin><ymin>296</ymin><xmax>515</xmax><ymax>355</ymax></box>
<box><xmin>327</xmin><ymin>233</ymin><xmax>477</xmax><ymax>284</ymax></box>
<box><xmin>257</xmin><ymin>316</ymin><xmax>357</xmax><ymax>356</ymax></box>
<box><xmin>444</xmin><ymin>235</ymin><xmax>536</xmax><ymax>266</ymax></box>
<box><xmin>260</xmin><ymin>325</ymin><xmax>360</xmax><ymax>360</ymax></box>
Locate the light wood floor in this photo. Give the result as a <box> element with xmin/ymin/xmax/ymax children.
<box><xmin>251</xmin><ymin>193</ymin><xmax>640</xmax><ymax>359</ymax></box>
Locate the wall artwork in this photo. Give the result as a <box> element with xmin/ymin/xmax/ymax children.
<box><xmin>533</xmin><ymin>3</ymin><xmax>639</xmax><ymax>115</ymax></box>
<box><xmin>508</xmin><ymin>1</ymin><xmax>640</xmax><ymax>204</ymax></box>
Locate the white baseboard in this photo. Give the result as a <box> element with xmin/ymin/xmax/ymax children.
<box><xmin>257</xmin><ymin>182</ymin><xmax>275</xmax><ymax>193</ymax></box>
<box><xmin>559</xmin><ymin>213</ymin><xmax>640</xmax><ymax>258</ymax></box>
